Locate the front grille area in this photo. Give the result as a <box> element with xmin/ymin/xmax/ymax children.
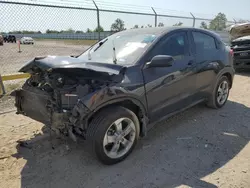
<box><xmin>234</xmin><ymin>51</ymin><xmax>250</xmax><ymax>59</ymax></box>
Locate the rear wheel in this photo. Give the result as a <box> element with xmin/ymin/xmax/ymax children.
<box><xmin>207</xmin><ymin>76</ymin><xmax>230</xmax><ymax>109</ymax></box>
<box><xmin>86</xmin><ymin>106</ymin><xmax>140</xmax><ymax>165</ymax></box>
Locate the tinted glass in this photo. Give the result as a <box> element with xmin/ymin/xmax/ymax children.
<box><xmin>148</xmin><ymin>32</ymin><xmax>189</xmax><ymax>60</ymax></box>
<box><xmin>192</xmin><ymin>31</ymin><xmax>217</xmax><ymax>50</ymax></box>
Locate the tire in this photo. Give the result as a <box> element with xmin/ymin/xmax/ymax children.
<box><xmin>86</xmin><ymin>106</ymin><xmax>140</xmax><ymax>165</ymax></box>
<box><xmin>207</xmin><ymin>76</ymin><xmax>230</xmax><ymax>109</ymax></box>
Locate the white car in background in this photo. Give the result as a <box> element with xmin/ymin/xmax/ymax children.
<box><xmin>20</xmin><ymin>37</ymin><xmax>34</xmax><ymax>44</ymax></box>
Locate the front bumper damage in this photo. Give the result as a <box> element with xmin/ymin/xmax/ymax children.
<box><xmin>11</xmin><ymin>55</ymin><xmax>127</xmax><ymax>141</ymax></box>
<box><xmin>12</xmin><ymin>88</ymin><xmax>91</xmax><ymax>141</ymax></box>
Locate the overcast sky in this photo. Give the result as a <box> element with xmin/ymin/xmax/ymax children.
<box><xmin>1</xmin><ymin>0</ymin><xmax>249</xmax><ymax>32</ymax></box>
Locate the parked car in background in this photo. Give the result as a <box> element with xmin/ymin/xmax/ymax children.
<box><xmin>4</xmin><ymin>35</ymin><xmax>16</xmax><ymax>43</ymax></box>
<box><xmin>229</xmin><ymin>22</ymin><xmax>250</xmax><ymax>70</ymax></box>
<box><xmin>20</xmin><ymin>37</ymin><xmax>34</xmax><ymax>44</ymax></box>
<box><xmin>11</xmin><ymin>27</ymin><xmax>235</xmax><ymax>165</ymax></box>
<box><xmin>0</xmin><ymin>35</ymin><xmax>3</xmax><ymax>45</ymax></box>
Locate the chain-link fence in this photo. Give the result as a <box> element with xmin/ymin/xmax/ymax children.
<box><xmin>0</xmin><ymin>0</ymin><xmax>247</xmax><ymax>79</ymax></box>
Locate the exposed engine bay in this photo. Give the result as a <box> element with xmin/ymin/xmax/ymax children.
<box><xmin>229</xmin><ymin>23</ymin><xmax>250</xmax><ymax>69</ymax></box>
<box><xmin>12</xmin><ymin>56</ymin><xmax>126</xmax><ymax>141</ymax></box>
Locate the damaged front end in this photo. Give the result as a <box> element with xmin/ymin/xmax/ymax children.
<box><xmin>11</xmin><ymin>56</ymin><xmax>126</xmax><ymax>141</ymax></box>
<box><xmin>229</xmin><ymin>23</ymin><xmax>250</xmax><ymax>69</ymax></box>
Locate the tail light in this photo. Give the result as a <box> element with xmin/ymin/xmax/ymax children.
<box><xmin>230</xmin><ymin>49</ymin><xmax>234</xmax><ymax>57</ymax></box>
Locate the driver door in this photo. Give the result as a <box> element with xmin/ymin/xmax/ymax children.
<box><xmin>142</xmin><ymin>31</ymin><xmax>197</xmax><ymax>123</ymax></box>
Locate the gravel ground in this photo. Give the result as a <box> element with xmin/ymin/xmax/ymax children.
<box><xmin>0</xmin><ymin>46</ymin><xmax>250</xmax><ymax>188</ymax></box>
<box><xmin>0</xmin><ymin>41</ymin><xmax>87</xmax><ymax>75</ymax></box>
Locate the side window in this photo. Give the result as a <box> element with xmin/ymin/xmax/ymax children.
<box><xmin>192</xmin><ymin>31</ymin><xmax>217</xmax><ymax>51</ymax></box>
<box><xmin>148</xmin><ymin>32</ymin><xmax>189</xmax><ymax>60</ymax></box>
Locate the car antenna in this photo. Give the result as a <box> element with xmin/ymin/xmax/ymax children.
<box><xmin>88</xmin><ymin>46</ymin><xmax>92</xmax><ymax>60</ymax></box>
<box><xmin>112</xmin><ymin>40</ymin><xmax>117</xmax><ymax>64</ymax></box>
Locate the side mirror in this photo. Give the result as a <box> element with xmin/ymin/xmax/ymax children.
<box><xmin>146</xmin><ymin>55</ymin><xmax>174</xmax><ymax>68</ymax></box>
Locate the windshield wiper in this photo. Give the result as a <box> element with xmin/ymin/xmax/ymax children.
<box><xmin>94</xmin><ymin>38</ymin><xmax>108</xmax><ymax>52</ymax></box>
<box><xmin>88</xmin><ymin>38</ymin><xmax>108</xmax><ymax>60</ymax></box>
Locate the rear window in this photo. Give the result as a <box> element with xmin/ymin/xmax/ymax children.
<box><xmin>192</xmin><ymin>31</ymin><xmax>217</xmax><ymax>50</ymax></box>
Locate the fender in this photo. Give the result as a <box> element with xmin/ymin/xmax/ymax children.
<box><xmin>85</xmin><ymin>96</ymin><xmax>149</xmax><ymax>137</ymax></box>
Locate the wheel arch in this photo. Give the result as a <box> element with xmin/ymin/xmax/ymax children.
<box><xmin>86</xmin><ymin>97</ymin><xmax>149</xmax><ymax>137</ymax></box>
<box><xmin>215</xmin><ymin>67</ymin><xmax>234</xmax><ymax>89</ymax></box>
<box><xmin>222</xmin><ymin>72</ymin><xmax>233</xmax><ymax>88</ymax></box>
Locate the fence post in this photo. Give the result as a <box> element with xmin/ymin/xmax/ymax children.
<box><xmin>190</xmin><ymin>12</ymin><xmax>196</xmax><ymax>27</ymax></box>
<box><xmin>0</xmin><ymin>74</ymin><xmax>6</xmax><ymax>96</ymax></box>
<box><xmin>92</xmin><ymin>0</ymin><xmax>100</xmax><ymax>41</ymax></box>
<box><xmin>151</xmin><ymin>7</ymin><xmax>157</xmax><ymax>27</ymax></box>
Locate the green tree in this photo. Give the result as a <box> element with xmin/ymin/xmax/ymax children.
<box><xmin>200</xmin><ymin>21</ymin><xmax>208</xmax><ymax>29</ymax></box>
<box><xmin>147</xmin><ymin>24</ymin><xmax>152</xmax><ymax>28</ymax></box>
<box><xmin>133</xmin><ymin>25</ymin><xmax>139</xmax><ymax>29</ymax></box>
<box><xmin>86</xmin><ymin>28</ymin><xmax>92</xmax><ymax>33</ymax></box>
<box><xmin>60</xmin><ymin>28</ymin><xmax>75</xmax><ymax>33</ymax></box>
<box><xmin>75</xmin><ymin>30</ymin><xmax>84</xmax><ymax>34</ymax></box>
<box><xmin>158</xmin><ymin>22</ymin><xmax>164</xmax><ymax>27</ymax></box>
<box><xmin>173</xmin><ymin>22</ymin><xmax>183</xmax><ymax>26</ymax></box>
<box><xmin>94</xmin><ymin>25</ymin><xmax>104</xmax><ymax>32</ymax></box>
<box><xmin>9</xmin><ymin>30</ymin><xmax>22</xmax><ymax>34</ymax></box>
<box><xmin>46</xmin><ymin>29</ymin><xmax>59</xmax><ymax>34</ymax></box>
<box><xmin>111</xmin><ymin>18</ymin><xmax>125</xmax><ymax>32</ymax></box>
<box><xmin>209</xmin><ymin>12</ymin><xmax>227</xmax><ymax>31</ymax></box>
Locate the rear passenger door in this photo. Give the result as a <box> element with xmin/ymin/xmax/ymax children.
<box><xmin>191</xmin><ymin>31</ymin><xmax>221</xmax><ymax>99</ymax></box>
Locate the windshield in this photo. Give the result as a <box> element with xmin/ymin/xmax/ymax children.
<box><xmin>78</xmin><ymin>32</ymin><xmax>158</xmax><ymax>65</ymax></box>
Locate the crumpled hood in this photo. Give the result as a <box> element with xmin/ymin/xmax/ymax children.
<box><xmin>19</xmin><ymin>55</ymin><xmax>126</xmax><ymax>75</ymax></box>
<box><xmin>229</xmin><ymin>23</ymin><xmax>250</xmax><ymax>40</ymax></box>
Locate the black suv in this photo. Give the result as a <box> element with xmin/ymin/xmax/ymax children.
<box><xmin>4</xmin><ymin>35</ymin><xmax>16</xmax><ymax>43</ymax></box>
<box><xmin>12</xmin><ymin>27</ymin><xmax>234</xmax><ymax>165</ymax></box>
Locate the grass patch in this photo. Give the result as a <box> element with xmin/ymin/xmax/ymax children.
<box><xmin>35</xmin><ymin>38</ymin><xmax>97</xmax><ymax>46</ymax></box>
<box><xmin>5</xmin><ymin>83</ymin><xmax>22</xmax><ymax>93</ymax></box>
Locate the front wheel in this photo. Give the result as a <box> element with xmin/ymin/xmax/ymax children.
<box><xmin>86</xmin><ymin>106</ymin><xmax>140</xmax><ymax>165</ymax></box>
<box><xmin>207</xmin><ymin>76</ymin><xmax>230</xmax><ymax>109</ymax></box>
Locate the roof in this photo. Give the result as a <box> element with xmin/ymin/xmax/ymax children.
<box><xmin>116</xmin><ymin>26</ymin><xmax>216</xmax><ymax>37</ymax></box>
<box><xmin>118</xmin><ymin>26</ymin><xmax>184</xmax><ymax>35</ymax></box>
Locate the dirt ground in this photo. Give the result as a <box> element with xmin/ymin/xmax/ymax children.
<box><xmin>0</xmin><ymin>72</ymin><xmax>250</xmax><ymax>188</ymax></box>
<box><xmin>0</xmin><ymin>41</ymin><xmax>88</xmax><ymax>75</ymax></box>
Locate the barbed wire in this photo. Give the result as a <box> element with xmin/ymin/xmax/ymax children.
<box><xmin>1</xmin><ymin>0</ymin><xmax>248</xmax><ymax>21</ymax></box>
